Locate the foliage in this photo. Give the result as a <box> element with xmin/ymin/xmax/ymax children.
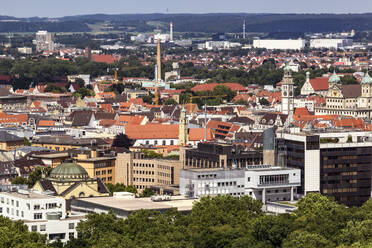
<box><xmin>259</xmin><ymin>98</ymin><xmax>270</xmax><ymax>106</ymax></box>
<box><xmin>320</xmin><ymin>137</ymin><xmax>339</xmax><ymax>144</ymax></box>
<box><xmin>44</xmin><ymin>83</ymin><xmax>66</xmax><ymax>93</ymax></box>
<box><xmin>163</xmin><ymin>98</ymin><xmax>178</xmax><ymax>105</ymax></box>
<box><xmin>234</xmin><ymin>99</ymin><xmax>248</xmax><ymax>106</ymax></box>
<box><xmin>12</xmin><ymin>166</ymin><xmax>52</xmax><ymax>188</ymax></box>
<box><xmin>142</xmin><ymin>150</ymin><xmax>163</xmax><ymax>159</ymax></box>
<box><xmin>24</xmin><ymin>137</ymin><xmax>31</xmax><ymax>146</ymax></box>
<box><xmin>112</xmin><ymin>134</ymin><xmax>133</xmax><ymax>149</ymax></box>
<box><xmin>140</xmin><ymin>188</ymin><xmax>155</xmax><ymax>198</ymax></box>
<box><xmin>72</xmin><ymin>87</ymin><xmax>95</xmax><ymax>99</ymax></box>
<box><xmin>0</xmin><ymin>215</ymin><xmax>47</xmax><ymax>248</ymax></box>
<box><xmin>105</xmin><ymin>183</ymin><xmax>137</xmax><ymax>195</ymax></box>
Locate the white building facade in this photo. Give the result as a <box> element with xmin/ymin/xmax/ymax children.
<box><xmin>180</xmin><ymin>165</ymin><xmax>301</xmax><ymax>203</ymax></box>
<box><xmin>310</xmin><ymin>39</ymin><xmax>353</xmax><ymax>49</ymax></box>
<box><xmin>0</xmin><ymin>190</ymin><xmax>84</xmax><ymax>242</ymax></box>
<box><xmin>253</xmin><ymin>39</ymin><xmax>306</xmax><ymax>50</ymax></box>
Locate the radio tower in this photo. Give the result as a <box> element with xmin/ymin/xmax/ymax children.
<box><xmin>243</xmin><ymin>19</ymin><xmax>246</xmax><ymax>39</ymax></box>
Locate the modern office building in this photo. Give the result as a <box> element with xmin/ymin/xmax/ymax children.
<box><xmin>0</xmin><ymin>189</ymin><xmax>84</xmax><ymax>242</ymax></box>
<box><xmin>276</xmin><ymin>131</ymin><xmax>372</xmax><ymax>206</ymax></box>
<box><xmin>182</xmin><ymin>142</ymin><xmax>263</xmax><ymax>169</ymax></box>
<box><xmin>179</xmin><ymin>165</ymin><xmax>301</xmax><ymax>203</ymax></box>
<box><xmin>115</xmin><ymin>152</ymin><xmax>183</xmax><ymax>192</ymax></box>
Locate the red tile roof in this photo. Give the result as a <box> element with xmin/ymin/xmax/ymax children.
<box><xmin>191</xmin><ymin>83</ymin><xmax>246</xmax><ymax>92</ymax></box>
<box><xmin>189</xmin><ymin>128</ymin><xmax>213</xmax><ymax>141</ymax></box>
<box><xmin>38</xmin><ymin>120</ymin><xmax>55</xmax><ymax>127</ymax></box>
<box><xmin>310</xmin><ymin>77</ymin><xmax>329</xmax><ymax>91</ymax></box>
<box><xmin>125</xmin><ymin>124</ymin><xmax>179</xmax><ymax>139</ymax></box>
<box><xmin>92</xmin><ymin>54</ymin><xmax>117</xmax><ymax>64</ymax></box>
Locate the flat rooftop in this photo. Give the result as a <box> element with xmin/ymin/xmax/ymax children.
<box><xmin>32</xmin><ymin>152</ymin><xmax>69</xmax><ymax>159</ymax></box>
<box><xmin>75</xmin><ymin>196</ymin><xmax>197</xmax><ymax>212</ymax></box>
<box><xmin>0</xmin><ymin>191</ymin><xmax>55</xmax><ymax>200</ymax></box>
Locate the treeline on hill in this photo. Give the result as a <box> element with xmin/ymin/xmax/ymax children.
<box><xmin>5</xmin><ymin>193</ymin><xmax>372</xmax><ymax>248</ymax></box>
<box><xmin>2</xmin><ymin>13</ymin><xmax>372</xmax><ymax>33</ymax></box>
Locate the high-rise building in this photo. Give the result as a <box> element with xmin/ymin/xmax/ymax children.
<box><xmin>35</xmin><ymin>31</ymin><xmax>54</xmax><ymax>52</ymax></box>
<box><xmin>243</xmin><ymin>19</ymin><xmax>246</xmax><ymax>39</ymax></box>
<box><xmin>276</xmin><ymin>131</ymin><xmax>372</xmax><ymax>206</ymax></box>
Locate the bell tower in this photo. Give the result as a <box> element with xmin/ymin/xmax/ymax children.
<box><xmin>178</xmin><ymin>106</ymin><xmax>188</xmax><ymax>146</ymax></box>
<box><xmin>281</xmin><ymin>65</ymin><xmax>294</xmax><ymax>115</ymax></box>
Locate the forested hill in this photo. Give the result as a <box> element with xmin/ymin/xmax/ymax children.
<box><xmin>1</xmin><ymin>13</ymin><xmax>372</xmax><ymax>33</ymax></box>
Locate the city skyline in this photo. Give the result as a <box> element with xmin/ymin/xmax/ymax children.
<box><xmin>1</xmin><ymin>0</ymin><xmax>372</xmax><ymax>18</ymax></box>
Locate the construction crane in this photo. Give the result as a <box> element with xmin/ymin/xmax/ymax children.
<box><xmin>155</xmin><ymin>39</ymin><xmax>161</xmax><ymax>106</ymax></box>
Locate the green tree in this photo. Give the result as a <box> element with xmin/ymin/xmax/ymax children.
<box><xmin>259</xmin><ymin>98</ymin><xmax>270</xmax><ymax>106</ymax></box>
<box><xmin>0</xmin><ymin>215</ymin><xmax>47</xmax><ymax>248</ymax></box>
<box><xmin>44</xmin><ymin>83</ymin><xmax>66</xmax><ymax>93</ymax></box>
<box><xmin>163</xmin><ymin>98</ymin><xmax>178</xmax><ymax>105</ymax></box>
<box><xmin>140</xmin><ymin>188</ymin><xmax>155</xmax><ymax>198</ymax></box>
<box><xmin>282</xmin><ymin>230</ymin><xmax>334</xmax><ymax>248</ymax></box>
<box><xmin>213</xmin><ymin>85</ymin><xmax>236</xmax><ymax>102</ymax></box>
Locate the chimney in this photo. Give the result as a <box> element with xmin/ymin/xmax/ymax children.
<box><xmin>170</xmin><ymin>22</ymin><xmax>174</xmax><ymax>42</ymax></box>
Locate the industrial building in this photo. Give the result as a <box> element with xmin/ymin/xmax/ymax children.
<box><xmin>310</xmin><ymin>39</ymin><xmax>353</xmax><ymax>49</ymax></box>
<box><xmin>253</xmin><ymin>39</ymin><xmax>306</xmax><ymax>50</ymax></box>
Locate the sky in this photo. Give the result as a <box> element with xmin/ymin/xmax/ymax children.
<box><xmin>2</xmin><ymin>0</ymin><xmax>372</xmax><ymax>18</ymax></box>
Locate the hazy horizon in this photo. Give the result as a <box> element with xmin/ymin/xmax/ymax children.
<box><xmin>2</xmin><ymin>0</ymin><xmax>372</xmax><ymax>18</ymax></box>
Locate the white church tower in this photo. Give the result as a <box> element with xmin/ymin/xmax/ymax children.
<box><xmin>281</xmin><ymin>65</ymin><xmax>294</xmax><ymax>115</ymax></box>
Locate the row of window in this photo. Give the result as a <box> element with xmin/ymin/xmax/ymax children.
<box><xmin>133</xmin><ymin>177</ymin><xmax>154</xmax><ymax>183</ymax></box>
<box><xmin>100</xmin><ymin>177</ymin><xmax>112</xmax><ymax>182</ymax></box>
<box><xmin>259</xmin><ymin>174</ymin><xmax>290</xmax><ymax>185</ymax></box>
<box><xmin>134</xmin><ymin>163</ymin><xmax>155</xmax><ymax>168</ymax></box>
<box><xmin>95</xmin><ymin>169</ymin><xmax>112</xmax><ymax>176</ymax></box>
<box><xmin>144</xmin><ymin>140</ymin><xmax>175</xmax><ymax>146</ymax></box>
<box><xmin>0</xmin><ymin>197</ymin><xmax>19</xmax><ymax>207</ymax></box>
<box><xmin>134</xmin><ymin>170</ymin><xmax>154</xmax><ymax>175</ymax></box>
<box><xmin>0</xmin><ymin>207</ymin><xmax>24</xmax><ymax>217</ymax></box>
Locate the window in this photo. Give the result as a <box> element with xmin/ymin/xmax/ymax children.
<box><xmin>34</xmin><ymin>205</ymin><xmax>40</xmax><ymax>210</ymax></box>
<box><xmin>21</xmin><ymin>211</ymin><xmax>24</xmax><ymax>218</ymax></box>
<box><xmin>69</xmin><ymin>223</ymin><xmax>75</xmax><ymax>229</ymax></box>
<box><xmin>108</xmin><ymin>169</ymin><xmax>112</xmax><ymax>174</ymax></box>
<box><xmin>0</xmin><ymin>207</ymin><xmax>2</xmax><ymax>213</ymax></box>
<box><xmin>16</xmin><ymin>210</ymin><xmax>19</xmax><ymax>216</ymax></box>
<box><xmin>34</xmin><ymin>213</ymin><xmax>42</xmax><ymax>220</ymax></box>
<box><xmin>69</xmin><ymin>232</ymin><xmax>75</xmax><ymax>239</ymax></box>
<box><xmin>16</xmin><ymin>201</ymin><xmax>19</xmax><ymax>207</ymax></box>
<box><xmin>31</xmin><ymin>226</ymin><xmax>37</xmax><ymax>232</ymax></box>
<box><xmin>40</xmin><ymin>225</ymin><xmax>46</xmax><ymax>231</ymax></box>
<box><xmin>247</xmin><ymin>177</ymin><xmax>250</xmax><ymax>182</ymax></box>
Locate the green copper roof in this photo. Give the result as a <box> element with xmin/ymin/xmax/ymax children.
<box><xmin>328</xmin><ymin>71</ymin><xmax>341</xmax><ymax>83</ymax></box>
<box><xmin>362</xmin><ymin>71</ymin><xmax>372</xmax><ymax>84</ymax></box>
<box><xmin>50</xmin><ymin>162</ymin><xmax>89</xmax><ymax>181</ymax></box>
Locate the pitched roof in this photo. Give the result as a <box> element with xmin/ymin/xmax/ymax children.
<box><xmin>228</xmin><ymin>116</ymin><xmax>255</xmax><ymax>125</ymax></box>
<box><xmin>189</xmin><ymin>128</ymin><xmax>213</xmax><ymax>141</ymax></box>
<box><xmin>340</xmin><ymin>84</ymin><xmax>361</xmax><ymax>98</ymax></box>
<box><xmin>310</xmin><ymin>77</ymin><xmax>329</xmax><ymax>91</ymax></box>
<box><xmin>71</xmin><ymin>111</ymin><xmax>94</xmax><ymax>126</ymax></box>
<box><xmin>191</xmin><ymin>83</ymin><xmax>246</xmax><ymax>92</ymax></box>
<box><xmin>0</xmin><ymin>131</ymin><xmax>23</xmax><ymax>142</ymax></box>
<box><xmin>38</xmin><ymin>120</ymin><xmax>56</xmax><ymax>127</ymax></box>
<box><xmin>92</xmin><ymin>54</ymin><xmax>117</xmax><ymax>64</ymax></box>
<box><xmin>125</xmin><ymin>124</ymin><xmax>179</xmax><ymax>139</ymax></box>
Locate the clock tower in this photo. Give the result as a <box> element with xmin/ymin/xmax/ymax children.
<box><xmin>281</xmin><ymin>65</ymin><xmax>294</xmax><ymax>115</ymax></box>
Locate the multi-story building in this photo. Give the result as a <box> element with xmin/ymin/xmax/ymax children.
<box><xmin>315</xmin><ymin>72</ymin><xmax>372</xmax><ymax>119</ymax></box>
<box><xmin>179</xmin><ymin>165</ymin><xmax>301</xmax><ymax>203</ymax></box>
<box><xmin>253</xmin><ymin>39</ymin><xmax>306</xmax><ymax>50</ymax></box>
<box><xmin>35</xmin><ymin>31</ymin><xmax>54</xmax><ymax>52</ymax></box>
<box><xmin>0</xmin><ymin>189</ymin><xmax>84</xmax><ymax>242</ymax></box>
<box><xmin>115</xmin><ymin>152</ymin><xmax>183</xmax><ymax>192</ymax></box>
<box><xmin>310</xmin><ymin>39</ymin><xmax>353</xmax><ymax>49</ymax></box>
<box><xmin>74</xmin><ymin>153</ymin><xmax>116</xmax><ymax>184</ymax></box>
<box><xmin>182</xmin><ymin>142</ymin><xmax>263</xmax><ymax>169</ymax></box>
<box><xmin>276</xmin><ymin>130</ymin><xmax>372</xmax><ymax>206</ymax></box>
